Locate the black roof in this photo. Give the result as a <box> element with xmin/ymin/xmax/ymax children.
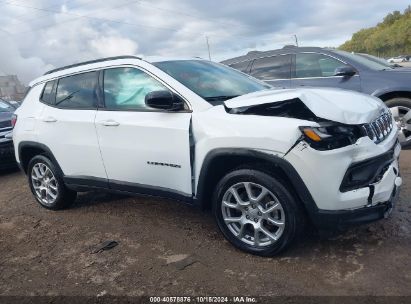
<box><xmin>221</xmin><ymin>46</ymin><xmax>336</xmax><ymax>65</ymax></box>
<box><xmin>43</xmin><ymin>55</ymin><xmax>142</xmax><ymax>75</ymax></box>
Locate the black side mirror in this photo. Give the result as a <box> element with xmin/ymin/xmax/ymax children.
<box><xmin>145</xmin><ymin>90</ymin><xmax>184</xmax><ymax>111</ymax></box>
<box><xmin>334</xmin><ymin>66</ymin><xmax>356</xmax><ymax>77</ymax></box>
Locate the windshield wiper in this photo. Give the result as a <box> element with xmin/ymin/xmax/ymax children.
<box><xmin>204</xmin><ymin>95</ymin><xmax>239</xmax><ymax>102</ymax></box>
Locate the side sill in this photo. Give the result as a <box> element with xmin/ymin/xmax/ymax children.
<box><xmin>63</xmin><ymin>175</ymin><xmax>194</xmax><ymax>204</ymax></box>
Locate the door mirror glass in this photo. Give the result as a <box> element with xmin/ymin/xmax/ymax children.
<box><xmin>145</xmin><ymin>90</ymin><xmax>184</xmax><ymax>111</ymax></box>
<box><xmin>334</xmin><ymin>66</ymin><xmax>356</xmax><ymax>77</ymax></box>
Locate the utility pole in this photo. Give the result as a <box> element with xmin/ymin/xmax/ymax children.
<box><xmin>205</xmin><ymin>36</ymin><xmax>211</xmax><ymax>61</ymax></box>
<box><xmin>294</xmin><ymin>34</ymin><xmax>299</xmax><ymax>47</ymax></box>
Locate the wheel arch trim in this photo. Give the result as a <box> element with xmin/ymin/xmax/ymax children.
<box><xmin>372</xmin><ymin>88</ymin><xmax>411</xmax><ymax>100</ymax></box>
<box><xmin>195</xmin><ymin>148</ymin><xmax>319</xmax><ymax>216</ymax></box>
<box><xmin>18</xmin><ymin>141</ymin><xmax>64</xmax><ymax>175</ymax></box>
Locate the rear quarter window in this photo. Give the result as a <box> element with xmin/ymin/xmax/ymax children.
<box><xmin>40</xmin><ymin>80</ymin><xmax>55</xmax><ymax>105</ymax></box>
<box><xmin>229</xmin><ymin>61</ymin><xmax>252</xmax><ymax>73</ymax></box>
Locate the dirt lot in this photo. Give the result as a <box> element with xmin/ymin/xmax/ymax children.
<box><xmin>0</xmin><ymin>152</ymin><xmax>410</xmax><ymax>297</ymax></box>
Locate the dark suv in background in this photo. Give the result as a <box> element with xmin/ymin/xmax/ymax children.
<box><xmin>222</xmin><ymin>46</ymin><xmax>411</xmax><ymax>147</ymax></box>
<box><xmin>0</xmin><ymin>99</ymin><xmax>17</xmax><ymax>169</ymax></box>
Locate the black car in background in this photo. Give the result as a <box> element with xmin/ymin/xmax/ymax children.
<box><xmin>222</xmin><ymin>46</ymin><xmax>411</xmax><ymax>147</ymax></box>
<box><xmin>0</xmin><ymin>99</ymin><xmax>17</xmax><ymax>169</ymax></box>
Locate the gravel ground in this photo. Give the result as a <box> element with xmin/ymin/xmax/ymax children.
<box><xmin>0</xmin><ymin>152</ymin><xmax>410</xmax><ymax>297</ymax></box>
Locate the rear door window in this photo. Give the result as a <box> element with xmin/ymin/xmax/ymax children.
<box><xmin>250</xmin><ymin>55</ymin><xmax>292</xmax><ymax>80</ymax></box>
<box><xmin>55</xmin><ymin>71</ymin><xmax>98</xmax><ymax>109</ymax></box>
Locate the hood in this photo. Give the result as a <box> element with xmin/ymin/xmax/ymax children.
<box><xmin>224</xmin><ymin>88</ymin><xmax>386</xmax><ymax>124</ymax></box>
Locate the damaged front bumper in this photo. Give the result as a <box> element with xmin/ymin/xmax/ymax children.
<box><xmin>284</xmin><ymin>129</ymin><xmax>402</xmax><ymax>230</ymax></box>
<box><xmin>311</xmin><ymin>182</ymin><xmax>400</xmax><ymax>231</ymax></box>
<box><xmin>310</xmin><ymin>163</ymin><xmax>401</xmax><ymax>231</ymax></box>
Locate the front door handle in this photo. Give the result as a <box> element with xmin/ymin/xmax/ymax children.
<box><xmin>42</xmin><ymin>117</ymin><xmax>57</xmax><ymax>123</ymax></box>
<box><xmin>101</xmin><ymin>120</ymin><xmax>120</xmax><ymax>127</ymax></box>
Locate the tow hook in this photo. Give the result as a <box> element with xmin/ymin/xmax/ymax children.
<box><xmin>384</xmin><ymin>202</ymin><xmax>393</xmax><ymax>218</ymax></box>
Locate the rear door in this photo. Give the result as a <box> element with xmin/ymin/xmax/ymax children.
<box><xmin>291</xmin><ymin>52</ymin><xmax>361</xmax><ymax>91</ymax></box>
<box><xmin>249</xmin><ymin>54</ymin><xmax>292</xmax><ymax>88</ymax></box>
<box><xmin>37</xmin><ymin>72</ymin><xmax>107</xmax><ymax>180</ymax></box>
<box><xmin>94</xmin><ymin>66</ymin><xmax>193</xmax><ymax>198</ymax></box>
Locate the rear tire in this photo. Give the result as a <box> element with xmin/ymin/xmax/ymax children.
<box><xmin>28</xmin><ymin>155</ymin><xmax>77</xmax><ymax>210</ymax></box>
<box><xmin>386</xmin><ymin>97</ymin><xmax>411</xmax><ymax>148</ymax></box>
<box><xmin>212</xmin><ymin>168</ymin><xmax>304</xmax><ymax>256</ymax></box>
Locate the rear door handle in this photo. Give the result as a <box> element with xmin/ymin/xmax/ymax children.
<box><xmin>101</xmin><ymin>120</ymin><xmax>120</xmax><ymax>127</ymax></box>
<box><xmin>42</xmin><ymin>117</ymin><xmax>57</xmax><ymax>123</ymax></box>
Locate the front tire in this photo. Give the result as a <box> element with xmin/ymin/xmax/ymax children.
<box><xmin>213</xmin><ymin>169</ymin><xmax>304</xmax><ymax>256</ymax></box>
<box><xmin>386</xmin><ymin>97</ymin><xmax>411</xmax><ymax>148</ymax></box>
<box><xmin>28</xmin><ymin>155</ymin><xmax>77</xmax><ymax>210</ymax></box>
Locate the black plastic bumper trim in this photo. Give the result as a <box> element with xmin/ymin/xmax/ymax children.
<box><xmin>311</xmin><ymin>185</ymin><xmax>399</xmax><ymax>231</ymax></box>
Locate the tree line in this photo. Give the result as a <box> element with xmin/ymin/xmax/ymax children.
<box><xmin>339</xmin><ymin>6</ymin><xmax>411</xmax><ymax>57</ymax></box>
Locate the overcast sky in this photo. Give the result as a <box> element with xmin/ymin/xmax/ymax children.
<box><xmin>0</xmin><ymin>0</ymin><xmax>409</xmax><ymax>84</ymax></box>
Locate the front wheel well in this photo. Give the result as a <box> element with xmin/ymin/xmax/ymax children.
<box><xmin>196</xmin><ymin>152</ymin><xmax>307</xmax><ymax>215</ymax></box>
<box><xmin>377</xmin><ymin>91</ymin><xmax>411</xmax><ymax>102</ymax></box>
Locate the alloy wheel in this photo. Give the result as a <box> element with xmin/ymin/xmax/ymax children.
<box><xmin>221</xmin><ymin>182</ymin><xmax>285</xmax><ymax>247</ymax></box>
<box><xmin>31</xmin><ymin>163</ymin><xmax>59</xmax><ymax>206</ymax></box>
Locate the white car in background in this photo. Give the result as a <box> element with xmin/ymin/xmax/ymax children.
<box><xmin>11</xmin><ymin>56</ymin><xmax>402</xmax><ymax>256</ymax></box>
<box><xmin>388</xmin><ymin>56</ymin><xmax>407</xmax><ymax>63</ymax></box>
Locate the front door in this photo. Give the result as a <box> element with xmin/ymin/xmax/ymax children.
<box><xmin>95</xmin><ymin>67</ymin><xmax>193</xmax><ymax>198</ymax></box>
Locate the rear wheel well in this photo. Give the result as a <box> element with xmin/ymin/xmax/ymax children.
<box><xmin>378</xmin><ymin>91</ymin><xmax>411</xmax><ymax>102</ymax></box>
<box><xmin>20</xmin><ymin>146</ymin><xmax>47</xmax><ymax>174</ymax></box>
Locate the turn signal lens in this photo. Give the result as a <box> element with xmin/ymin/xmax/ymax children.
<box><xmin>302</xmin><ymin>128</ymin><xmax>322</xmax><ymax>142</ymax></box>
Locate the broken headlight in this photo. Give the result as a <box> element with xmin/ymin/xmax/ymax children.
<box><xmin>299</xmin><ymin>124</ymin><xmax>364</xmax><ymax>151</ymax></box>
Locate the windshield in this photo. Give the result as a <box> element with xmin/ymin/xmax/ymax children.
<box><xmin>153</xmin><ymin>60</ymin><xmax>270</xmax><ymax>105</ymax></box>
<box><xmin>333</xmin><ymin>50</ymin><xmax>393</xmax><ymax>70</ymax></box>
<box><xmin>356</xmin><ymin>53</ymin><xmax>394</xmax><ymax>68</ymax></box>
<box><xmin>0</xmin><ymin>100</ymin><xmax>14</xmax><ymax>112</ymax></box>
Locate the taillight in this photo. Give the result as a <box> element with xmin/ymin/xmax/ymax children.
<box><xmin>11</xmin><ymin>114</ymin><xmax>17</xmax><ymax>128</ymax></box>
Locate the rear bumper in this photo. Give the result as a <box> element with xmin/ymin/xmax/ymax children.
<box><xmin>311</xmin><ymin>182</ymin><xmax>400</xmax><ymax>231</ymax></box>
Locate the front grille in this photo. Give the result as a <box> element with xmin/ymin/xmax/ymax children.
<box><xmin>362</xmin><ymin>112</ymin><xmax>394</xmax><ymax>144</ymax></box>
<box><xmin>0</xmin><ymin>120</ymin><xmax>11</xmax><ymax>129</ymax></box>
<box><xmin>0</xmin><ymin>126</ymin><xmax>12</xmax><ymax>142</ymax></box>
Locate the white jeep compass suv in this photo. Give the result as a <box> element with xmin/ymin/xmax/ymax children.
<box><xmin>12</xmin><ymin>56</ymin><xmax>402</xmax><ymax>256</ymax></box>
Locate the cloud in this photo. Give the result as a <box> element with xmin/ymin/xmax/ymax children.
<box><xmin>0</xmin><ymin>34</ymin><xmax>53</xmax><ymax>83</ymax></box>
<box><xmin>0</xmin><ymin>0</ymin><xmax>409</xmax><ymax>84</ymax></box>
<box><xmin>89</xmin><ymin>35</ymin><xmax>138</xmax><ymax>57</ymax></box>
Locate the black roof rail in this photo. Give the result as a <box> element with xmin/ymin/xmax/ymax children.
<box><xmin>247</xmin><ymin>51</ymin><xmax>261</xmax><ymax>55</ymax></box>
<box><xmin>43</xmin><ymin>55</ymin><xmax>142</xmax><ymax>75</ymax></box>
<box><xmin>282</xmin><ymin>45</ymin><xmax>297</xmax><ymax>49</ymax></box>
